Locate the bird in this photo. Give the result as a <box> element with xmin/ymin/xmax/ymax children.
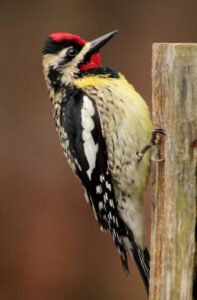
<box><xmin>42</xmin><ymin>30</ymin><xmax>153</xmax><ymax>293</ymax></box>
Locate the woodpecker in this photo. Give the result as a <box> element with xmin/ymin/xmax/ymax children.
<box><xmin>42</xmin><ymin>30</ymin><xmax>153</xmax><ymax>293</ymax></box>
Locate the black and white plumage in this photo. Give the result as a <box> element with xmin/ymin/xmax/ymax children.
<box><xmin>60</xmin><ymin>89</ymin><xmax>129</xmax><ymax>271</ymax></box>
<box><xmin>42</xmin><ymin>30</ymin><xmax>152</xmax><ymax>293</ymax></box>
<box><xmin>58</xmin><ymin>88</ymin><xmax>149</xmax><ymax>290</ymax></box>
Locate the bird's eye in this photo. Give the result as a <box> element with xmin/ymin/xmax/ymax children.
<box><xmin>67</xmin><ymin>47</ymin><xmax>79</xmax><ymax>58</ymax></box>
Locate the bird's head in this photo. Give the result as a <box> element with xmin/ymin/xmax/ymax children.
<box><xmin>42</xmin><ymin>30</ymin><xmax>118</xmax><ymax>88</ymax></box>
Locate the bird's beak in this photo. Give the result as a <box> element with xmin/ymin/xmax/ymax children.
<box><xmin>88</xmin><ymin>30</ymin><xmax>118</xmax><ymax>53</ymax></box>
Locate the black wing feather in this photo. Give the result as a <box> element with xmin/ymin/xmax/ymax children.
<box><xmin>60</xmin><ymin>88</ymin><xmax>129</xmax><ymax>272</ymax></box>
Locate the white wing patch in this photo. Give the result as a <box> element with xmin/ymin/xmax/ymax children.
<box><xmin>96</xmin><ymin>184</ymin><xmax>102</xmax><ymax>194</ymax></box>
<box><xmin>81</xmin><ymin>95</ymin><xmax>98</xmax><ymax>179</ymax></box>
<box><xmin>106</xmin><ymin>181</ymin><xmax>112</xmax><ymax>191</ymax></box>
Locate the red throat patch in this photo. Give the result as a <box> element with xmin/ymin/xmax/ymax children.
<box><xmin>80</xmin><ymin>53</ymin><xmax>101</xmax><ymax>71</ymax></box>
<box><xmin>49</xmin><ymin>32</ymin><xmax>85</xmax><ymax>46</ymax></box>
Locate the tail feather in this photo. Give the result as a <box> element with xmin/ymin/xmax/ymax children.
<box><xmin>123</xmin><ymin>229</ymin><xmax>150</xmax><ymax>294</ymax></box>
<box><xmin>111</xmin><ymin>212</ymin><xmax>150</xmax><ymax>292</ymax></box>
<box><xmin>132</xmin><ymin>246</ymin><xmax>150</xmax><ymax>293</ymax></box>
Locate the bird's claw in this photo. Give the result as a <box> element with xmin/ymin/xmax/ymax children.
<box><xmin>150</xmin><ymin>128</ymin><xmax>165</xmax><ymax>145</ymax></box>
<box><xmin>137</xmin><ymin>128</ymin><xmax>165</xmax><ymax>162</ymax></box>
<box><xmin>150</xmin><ymin>156</ymin><xmax>165</xmax><ymax>163</ymax></box>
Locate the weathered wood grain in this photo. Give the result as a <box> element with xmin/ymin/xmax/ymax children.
<box><xmin>150</xmin><ymin>44</ymin><xmax>197</xmax><ymax>300</ymax></box>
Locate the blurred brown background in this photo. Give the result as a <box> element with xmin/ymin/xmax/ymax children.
<box><xmin>0</xmin><ymin>0</ymin><xmax>197</xmax><ymax>299</ymax></box>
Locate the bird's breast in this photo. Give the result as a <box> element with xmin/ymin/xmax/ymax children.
<box><xmin>82</xmin><ymin>76</ymin><xmax>153</xmax><ymax>195</ymax></box>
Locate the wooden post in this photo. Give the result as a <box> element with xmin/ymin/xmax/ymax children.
<box><xmin>150</xmin><ymin>44</ymin><xmax>197</xmax><ymax>300</ymax></box>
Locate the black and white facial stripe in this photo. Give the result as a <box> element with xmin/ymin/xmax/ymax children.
<box><xmin>48</xmin><ymin>67</ymin><xmax>61</xmax><ymax>93</ymax></box>
<box><xmin>43</xmin><ymin>37</ymin><xmax>83</xmax><ymax>55</ymax></box>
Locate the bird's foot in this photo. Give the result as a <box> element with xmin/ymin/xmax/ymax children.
<box><xmin>136</xmin><ymin>128</ymin><xmax>165</xmax><ymax>162</ymax></box>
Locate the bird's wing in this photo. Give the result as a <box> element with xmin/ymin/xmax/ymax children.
<box><xmin>60</xmin><ymin>88</ymin><xmax>129</xmax><ymax>272</ymax></box>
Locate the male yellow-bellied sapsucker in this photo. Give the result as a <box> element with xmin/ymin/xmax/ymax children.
<box><xmin>42</xmin><ymin>30</ymin><xmax>152</xmax><ymax>293</ymax></box>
